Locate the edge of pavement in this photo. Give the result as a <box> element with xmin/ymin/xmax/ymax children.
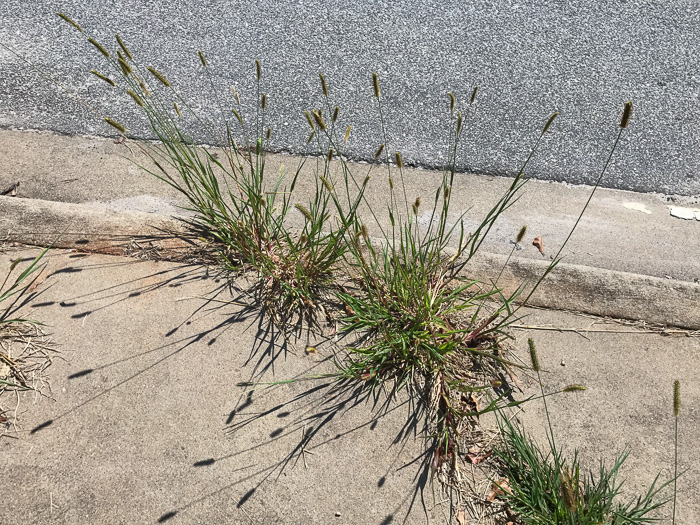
<box><xmin>2</xmin><ymin>195</ymin><xmax>698</xmax><ymax>330</ymax></box>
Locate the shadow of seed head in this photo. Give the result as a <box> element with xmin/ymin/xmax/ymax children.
<box><xmin>516</xmin><ymin>225</ymin><xmax>527</xmax><ymax>243</ymax></box>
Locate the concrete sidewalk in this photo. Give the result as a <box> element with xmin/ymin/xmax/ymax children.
<box><xmin>1</xmin><ymin>248</ymin><xmax>697</xmax><ymax>524</ymax></box>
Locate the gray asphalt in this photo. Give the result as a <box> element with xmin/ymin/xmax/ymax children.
<box><xmin>1</xmin><ymin>1</ymin><xmax>699</xmax><ymax>196</ymax></box>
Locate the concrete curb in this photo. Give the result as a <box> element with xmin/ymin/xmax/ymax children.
<box><xmin>2</xmin><ymin>195</ymin><xmax>698</xmax><ymax>329</ymax></box>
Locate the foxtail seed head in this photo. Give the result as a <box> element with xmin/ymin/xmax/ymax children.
<box><xmin>57</xmin><ymin>13</ymin><xmax>82</xmax><ymax>32</ymax></box>
<box><xmin>118</xmin><ymin>53</ymin><xmax>132</xmax><ymax>75</ymax></box>
<box><xmin>307</xmin><ymin>130</ymin><xmax>316</xmax><ymax>143</ymax></box>
<box><xmin>395</xmin><ymin>151</ymin><xmax>403</xmax><ymax>168</ymax></box>
<box><xmin>311</xmin><ymin>110</ymin><xmax>326</xmax><ymax>131</ymax></box>
<box><xmin>320</xmin><ymin>174</ymin><xmax>333</xmax><ymax>192</ymax></box>
<box><xmin>363</xmin><ymin>175</ymin><xmax>370</xmax><ymax>187</ymax></box>
<box><xmin>255</xmin><ymin>59</ymin><xmax>261</xmax><ymax>81</ymax></box>
<box><xmin>304</xmin><ymin>110</ymin><xmax>315</xmax><ymax>130</ymax></box>
<box><xmin>261</xmin><ymin>93</ymin><xmax>267</xmax><ymax>110</ymax></box>
<box><xmin>372</xmin><ymin>72</ymin><xmax>380</xmax><ymax>98</ymax></box>
<box><xmin>90</xmin><ymin>70</ymin><xmax>115</xmax><ymax>86</ymax></box>
<box><xmin>266</xmin><ymin>127</ymin><xmax>271</xmax><ymax>140</ymax></box>
<box><xmin>231</xmin><ymin>108</ymin><xmax>243</xmax><ymax>125</ymax></box>
<box><xmin>327</xmin><ymin>148</ymin><xmax>334</xmax><ymax>162</ymax></box>
<box><xmin>319</xmin><ymin>73</ymin><xmax>328</xmax><ymax>96</ymax></box>
<box><xmin>344</xmin><ymin>125</ymin><xmax>351</xmax><ymax>143</ymax></box>
<box><xmin>389</xmin><ymin>177</ymin><xmax>394</xmax><ymax>190</ymax></box>
<box><xmin>444</xmin><ymin>185</ymin><xmax>451</xmax><ymax>200</ymax></box>
<box><xmin>332</xmin><ymin>105</ymin><xmax>339</xmax><ymax>123</ymax></box>
<box><xmin>516</xmin><ymin>225</ymin><xmax>527</xmax><ymax>243</ymax></box>
<box><xmin>528</xmin><ymin>338</ymin><xmax>540</xmax><ymax>372</ymax></box>
<box><xmin>295</xmin><ymin>204</ymin><xmax>313</xmax><ymax>222</ymax></box>
<box><xmin>456</xmin><ymin>111</ymin><xmax>463</xmax><ymax>135</ymax></box>
<box><xmin>147</xmin><ymin>66</ymin><xmax>170</xmax><ymax>87</ymax></box>
<box><xmin>620</xmin><ymin>101</ymin><xmax>633</xmax><ymax>129</ymax></box>
<box><xmin>360</xmin><ymin>224</ymin><xmax>369</xmax><ymax>240</ymax></box>
<box><xmin>374</xmin><ymin>143</ymin><xmax>385</xmax><ymax>159</ymax></box>
<box><xmin>559</xmin><ymin>470</ymin><xmax>578</xmax><ymax>512</ymax></box>
<box><xmin>88</xmin><ymin>38</ymin><xmax>110</xmax><ymax>58</ymax></box>
<box><xmin>198</xmin><ymin>50</ymin><xmax>207</xmax><ymax>67</ymax></box>
<box><xmin>562</xmin><ymin>384</ymin><xmax>586</xmax><ymax>392</ymax></box>
<box><xmin>174</xmin><ymin>102</ymin><xmax>182</xmax><ymax>118</ymax></box>
<box><xmin>449</xmin><ymin>92</ymin><xmax>455</xmax><ymax>113</ymax></box>
<box><xmin>116</xmin><ymin>34</ymin><xmax>133</xmax><ymax>60</ymax></box>
<box><xmin>674</xmin><ymin>379</ymin><xmax>680</xmax><ymax>418</ymax></box>
<box><xmin>542</xmin><ymin>112</ymin><xmax>558</xmax><ymax>134</ymax></box>
<box><xmin>104</xmin><ymin>118</ymin><xmax>126</xmax><ymax>134</ymax></box>
<box><xmin>412</xmin><ymin>197</ymin><xmax>421</xmax><ymax>215</ymax></box>
<box><xmin>127</xmin><ymin>89</ymin><xmax>144</xmax><ymax>107</ymax></box>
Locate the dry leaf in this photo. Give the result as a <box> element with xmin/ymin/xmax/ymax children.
<box><xmin>465</xmin><ymin>450</ymin><xmax>491</xmax><ymax>464</ymax></box>
<box><xmin>456</xmin><ymin>509</ymin><xmax>467</xmax><ymax>525</ymax></box>
<box><xmin>485</xmin><ymin>478</ymin><xmax>511</xmax><ymax>502</ymax></box>
<box><xmin>533</xmin><ymin>236</ymin><xmax>545</xmax><ymax>256</ymax></box>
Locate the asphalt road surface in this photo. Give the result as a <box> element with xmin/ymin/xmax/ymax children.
<box><xmin>1</xmin><ymin>1</ymin><xmax>698</xmax><ymax>196</ymax></box>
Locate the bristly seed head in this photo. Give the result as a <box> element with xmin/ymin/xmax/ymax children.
<box><xmin>620</xmin><ymin>101</ymin><xmax>633</xmax><ymax>129</ymax></box>
<box><xmin>231</xmin><ymin>108</ymin><xmax>243</xmax><ymax>125</ymax></box>
<box><xmin>412</xmin><ymin>197</ymin><xmax>421</xmax><ymax>215</ymax></box>
<box><xmin>360</xmin><ymin>224</ymin><xmax>369</xmax><ymax>240</ymax></box>
<box><xmin>147</xmin><ymin>66</ymin><xmax>170</xmax><ymax>87</ymax></box>
<box><xmin>395</xmin><ymin>151</ymin><xmax>403</xmax><ymax>168</ymax></box>
<box><xmin>444</xmin><ymin>185</ymin><xmax>451</xmax><ymax>200</ymax></box>
<box><xmin>304</xmin><ymin>111</ymin><xmax>315</xmax><ymax>130</ymax></box>
<box><xmin>127</xmin><ymin>89</ymin><xmax>144</xmax><ymax>107</ymax></box>
<box><xmin>562</xmin><ymin>384</ymin><xmax>586</xmax><ymax>392</ymax></box>
<box><xmin>261</xmin><ymin>93</ymin><xmax>267</xmax><ymax>110</ymax></box>
<box><xmin>674</xmin><ymin>379</ymin><xmax>680</xmax><ymax>418</ymax></box>
<box><xmin>491</xmin><ymin>379</ymin><xmax>502</xmax><ymax>388</ymax></box>
<box><xmin>320</xmin><ymin>174</ymin><xmax>333</xmax><ymax>192</ymax></box>
<box><xmin>319</xmin><ymin>72</ymin><xmax>328</xmax><ymax>96</ymax></box>
<box><xmin>559</xmin><ymin>469</ymin><xmax>578</xmax><ymax>512</ymax></box>
<box><xmin>372</xmin><ymin>72</ymin><xmax>381</xmax><ymax>99</ymax></box>
<box><xmin>90</xmin><ymin>70</ymin><xmax>115</xmax><ymax>86</ymax></box>
<box><xmin>388</xmin><ymin>176</ymin><xmax>394</xmax><ymax>190</ymax></box>
<box><xmin>116</xmin><ymin>34</ymin><xmax>133</xmax><ymax>60</ymax></box>
<box><xmin>470</xmin><ymin>86</ymin><xmax>479</xmax><ymax>104</ymax></box>
<box><xmin>57</xmin><ymin>13</ymin><xmax>82</xmax><ymax>32</ymax></box>
<box><xmin>118</xmin><ymin>52</ymin><xmax>132</xmax><ymax>75</ymax></box>
<box><xmin>344</xmin><ymin>125</ymin><xmax>351</xmax><ymax>143</ymax></box>
<box><xmin>363</xmin><ymin>174</ymin><xmax>370</xmax><ymax>187</ymax></box>
<box><xmin>306</xmin><ymin>130</ymin><xmax>316</xmax><ymax>143</ymax></box>
<box><xmin>516</xmin><ymin>225</ymin><xmax>527</xmax><ymax>243</ymax></box>
<box><xmin>255</xmin><ymin>59</ymin><xmax>262</xmax><ymax>81</ymax></box>
<box><xmin>266</xmin><ymin>127</ymin><xmax>271</xmax><ymax>140</ymax></box>
<box><xmin>174</xmin><ymin>102</ymin><xmax>182</xmax><ymax>118</ymax></box>
<box><xmin>374</xmin><ymin>143</ymin><xmax>385</xmax><ymax>159</ymax></box>
<box><xmin>299</xmin><ymin>234</ymin><xmax>308</xmax><ymax>245</ymax></box>
<box><xmin>449</xmin><ymin>92</ymin><xmax>455</xmax><ymax>113</ymax></box>
<box><xmin>332</xmin><ymin>105</ymin><xmax>339</xmax><ymax>123</ymax></box>
<box><xmin>104</xmin><ymin>117</ymin><xmax>126</xmax><ymax>134</ymax></box>
<box><xmin>198</xmin><ymin>50</ymin><xmax>207</xmax><ymax>67</ymax></box>
<box><xmin>295</xmin><ymin>204</ymin><xmax>313</xmax><ymax>222</ymax></box>
<box><xmin>542</xmin><ymin>111</ymin><xmax>558</xmax><ymax>135</ymax></box>
<box><xmin>326</xmin><ymin>148</ymin><xmax>334</xmax><ymax>163</ymax></box>
<box><xmin>528</xmin><ymin>338</ymin><xmax>540</xmax><ymax>372</ymax></box>
<box><xmin>88</xmin><ymin>38</ymin><xmax>110</xmax><ymax>58</ymax></box>
<box><xmin>456</xmin><ymin>111</ymin><xmax>463</xmax><ymax>135</ymax></box>
<box><xmin>311</xmin><ymin>110</ymin><xmax>327</xmax><ymax>131</ymax></box>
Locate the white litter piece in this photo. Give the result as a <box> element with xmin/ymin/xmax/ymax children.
<box><xmin>669</xmin><ymin>206</ymin><xmax>700</xmax><ymax>220</ymax></box>
<box><xmin>623</xmin><ymin>202</ymin><xmax>651</xmax><ymax>214</ymax></box>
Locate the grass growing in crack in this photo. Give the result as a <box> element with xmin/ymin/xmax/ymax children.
<box><xmin>0</xmin><ymin>247</ymin><xmax>53</xmax><ymax>432</ymax></box>
<box><xmin>59</xmin><ymin>15</ymin><xmax>365</xmax><ymax>328</ymax></box>
<box><xmin>493</xmin><ymin>338</ymin><xmax>671</xmax><ymax>524</ymax></box>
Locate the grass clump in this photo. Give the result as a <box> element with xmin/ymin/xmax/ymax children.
<box><xmin>60</xmin><ymin>21</ymin><xmax>366</xmax><ymax>327</ymax></box>
<box><xmin>493</xmin><ymin>338</ymin><xmax>671</xmax><ymax>524</ymax></box>
<box><xmin>0</xmin><ymin>247</ymin><xmax>53</xmax><ymax>432</ymax></box>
